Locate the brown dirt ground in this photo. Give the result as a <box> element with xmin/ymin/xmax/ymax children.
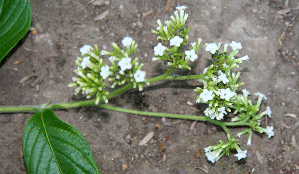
<box><xmin>1</xmin><ymin>0</ymin><xmax>299</xmax><ymax>173</ymax></box>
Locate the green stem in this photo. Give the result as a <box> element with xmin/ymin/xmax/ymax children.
<box><xmin>166</xmin><ymin>74</ymin><xmax>206</xmax><ymax>80</ymax></box>
<box><xmin>98</xmin><ymin>104</ymin><xmax>221</xmax><ymax>124</ymax></box>
<box><xmin>0</xmin><ymin>65</ymin><xmax>176</xmax><ymax>113</ymax></box>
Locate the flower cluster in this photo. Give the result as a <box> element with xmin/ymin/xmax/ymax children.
<box><xmin>69</xmin><ymin>37</ymin><xmax>149</xmax><ymax>104</ymax></box>
<box><xmin>195</xmin><ymin>41</ymin><xmax>246</xmax><ymax>120</ymax></box>
<box><xmin>151</xmin><ymin>6</ymin><xmax>202</xmax><ymax>69</ymax></box>
<box><xmin>204</xmin><ymin>138</ymin><xmax>247</xmax><ymax>163</ymax></box>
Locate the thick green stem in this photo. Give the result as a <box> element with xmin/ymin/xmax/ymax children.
<box><xmin>0</xmin><ymin>65</ymin><xmax>176</xmax><ymax>113</ymax></box>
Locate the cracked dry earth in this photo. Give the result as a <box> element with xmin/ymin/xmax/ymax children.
<box><xmin>1</xmin><ymin>0</ymin><xmax>299</xmax><ymax>173</ymax></box>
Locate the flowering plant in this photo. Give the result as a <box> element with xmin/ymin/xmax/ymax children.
<box><xmin>0</xmin><ymin>5</ymin><xmax>274</xmax><ymax>173</ymax></box>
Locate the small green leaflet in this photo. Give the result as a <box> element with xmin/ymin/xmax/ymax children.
<box><xmin>23</xmin><ymin>109</ymin><xmax>101</xmax><ymax>174</ymax></box>
<box><xmin>0</xmin><ymin>0</ymin><xmax>32</xmax><ymax>62</ymax></box>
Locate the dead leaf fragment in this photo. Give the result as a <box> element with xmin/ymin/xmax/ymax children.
<box><xmin>291</xmin><ymin>134</ymin><xmax>299</xmax><ymax>149</ymax></box>
<box><xmin>157</xmin><ymin>142</ymin><xmax>166</xmax><ymax>152</ymax></box>
<box><xmin>162</xmin><ymin>153</ymin><xmax>167</xmax><ymax>162</ymax></box>
<box><xmin>187</xmin><ymin>101</ymin><xmax>193</xmax><ymax>105</ymax></box>
<box><xmin>196</xmin><ymin>164</ymin><xmax>209</xmax><ymax>173</ymax></box>
<box><xmin>195</xmin><ymin>149</ymin><xmax>201</xmax><ymax>157</ymax></box>
<box><xmin>122</xmin><ymin>163</ymin><xmax>128</xmax><ymax>170</ymax></box>
<box><xmin>32</xmin><ymin>75</ymin><xmax>44</xmax><ymax>87</ymax></box>
<box><xmin>20</xmin><ymin>74</ymin><xmax>37</xmax><ymax>84</ymax></box>
<box><xmin>284</xmin><ymin>113</ymin><xmax>297</xmax><ymax>118</ymax></box>
<box><xmin>276</xmin><ymin>8</ymin><xmax>291</xmax><ymax>15</ymax></box>
<box><xmin>138</xmin><ymin>131</ymin><xmax>154</xmax><ymax>146</ymax></box>
<box><xmin>93</xmin><ymin>0</ymin><xmax>104</xmax><ymax>6</ymax></box>
<box><xmin>165</xmin><ymin>0</ymin><xmax>172</xmax><ymax>11</ymax></box>
<box><xmin>94</xmin><ymin>10</ymin><xmax>109</xmax><ymax>21</ymax></box>
<box><xmin>35</xmin><ymin>22</ymin><xmax>44</xmax><ymax>33</ymax></box>
<box><xmin>143</xmin><ymin>10</ymin><xmax>154</xmax><ymax>19</ymax></box>
<box><xmin>73</xmin><ymin>24</ymin><xmax>86</xmax><ymax>29</ymax></box>
<box><xmin>190</xmin><ymin>121</ymin><xmax>197</xmax><ymax>130</ymax></box>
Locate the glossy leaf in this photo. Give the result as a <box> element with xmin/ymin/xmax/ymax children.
<box><xmin>0</xmin><ymin>0</ymin><xmax>32</xmax><ymax>62</ymax></box>
<box><xmin>23</xmin><ymin>109</ymin><xmax>101</xmax><ymax>174</ymax></box>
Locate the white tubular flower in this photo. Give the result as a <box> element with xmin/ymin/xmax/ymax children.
<box><xmin>185</xmin><ymin>49</ymin><xmax>198</xmax><ymax>62</ymax></box>
<box><xmin>219</xmin><ymin>88</ymin><xmax>236</xmax><ymax>101</ymax></box>
<box><xmin>266</xmin><ymin>106</ymin><xmax>272</xmax><ymax>117</ymax></box>
<box><xmin>80</xmin><ymin>45</ymin><xmax>92</xmax><ymax>55</ymax></box>
<box><xmin>217</xmin><ymin>107</ymin><xmax>227</xmax><ymax>120</ymax></box>
<box><xmin>134</xmin><ymin>70</ymin><xmax>146</xmax><ymax>82</ymax></box>
<box><xmin>122</xmin><ymin>37</ymin><xmax>133</xmax><ymax>47</ymax></box>
<box><xmin>100</xmin><ymin>65</ymin><xmax>110</xmax><ymax>79</ymax></box>
<box><xmin>242</xmin><ymin>89</ymin><xmax>251</xmax><ymax>97</ymax></box>
<box><xmin>205</xmin><ymin>150</ymin><xmax>217</xmax><ymax>163</ymax></box>
<box><xmin>203</xmin><ymin>67</ymin><xmax>209</xmax><ymax>74</ymax></box>
<box><xmin>234</xmin><ymin>150</ymin><xmax>247</xmax><ymax>160</ymax></box>
<box><xmin>205</xmin><ymin>43</ymin><xmax>219</xmax><ymax>54</ymax></box>
<box><xmin>223</xmin><ymin>43</ymin><xmax>228</xmax><ymax>52</ymax></box>
<box><xmin>239</xmin><ymin>55</ymin><xmax>249</xmax><ymax>61</ymax></box>
<box><xmin>176</xmin><ymin>5</ymin><xmax>187</xmax><ymax>11</ymax></box>
<box><xmin>170</xmin><ymin>36</ymin><xmax>183</xmax><ymax>47</ymax></box>
<box><xmin>154</xmin><ymin>43</ymin><xmax>166</xmax><ymax>56</ymax></box>
<box><xmin>229</xmin><ymin>41</ymin><xmax>242</xmax><ymax>50</ymax></box>
<box><xmin>204</xmin><ymin>108</ymin><xmax>217</xmax><ymax>119</ymax></box>
<box><xmin>265</xmin><ymin>126</ymin><xmax>274</xmax><ymax>138</ymax></box>
<box><xmin>218</xmin><ymin>71</ymin><xmax>229</xmax><ymax>84</ymax></box>
<box><xmin>81</xmin><ymin>56</ymin><xmax>91</xmax><ymax>69</ymax></box>
<box><xmin>254</xmin><ymin>92</ymin><xmax>267</xmax><ymax>100</ymax></box>
<box><xmin>200</xmin><ymin>89</ymin><xmax>214</xmax><ymax>102</ymax></box>
<box><xmin>118</xmin><ymin>57</ymin><xmax>132</xmax><ymax>71</ymax></box>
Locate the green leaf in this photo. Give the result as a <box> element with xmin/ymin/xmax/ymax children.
<box><xmin>23</xmin><ymin>109</ymin><xmax>101</xmax><ymax>174</ymax></box>
<box><xmin>0</xmin><ymin>0</ymin><xmax>32</xmax><ymax>62</ymax></box>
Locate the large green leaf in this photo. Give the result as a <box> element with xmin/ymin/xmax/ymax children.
<box><xmin>0</xmin><ymin>0</ymin><xmax>32</xmax><ymax>62</ymax></box>
<box><xmin>23</xmin><ymin>109</ymin><xmax>101</xmax><ymax>174</ymax></box>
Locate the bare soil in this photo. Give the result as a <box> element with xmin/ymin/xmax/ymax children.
<box><xmin>1</xmin><ymin>0</ymin><xmax>299</xmax><ymax>173</ymax></box>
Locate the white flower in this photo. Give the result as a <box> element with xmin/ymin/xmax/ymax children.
<box><xmin>134</xmin><ymin>70</ymin><xmax>146</xmax><ymax>82</ymax></box>
<box><xmin>218</xmin><ymin>71</ymin><xmax>229</xmax><ymax>84</ymax></box>
<box><xmin>254</xmin><ymin>92</ymin><xmax>267</xmax><ymax>100</ymax></box>
<box><xmin>163</xmin><ymin>26</ymin><xmax>168</xmax><ymax>33</ymax></box>
<box><xmin>229</xmin><ymin>41</ymin><xmax>242</xmax><ymax>50</ymax></box>
<box><xmin>204</xmin><ymin>108</ymin><xmax>217</xmax><ymax>119</ymax></box>
<box><xmin>205</xmin><ymin>151</ymin><xmax>217</xmax><ymax>163</ymax></box>
<box><xmin>217</xmin><ymin>107</ymin><xmax>227</xmax><ymax>120</ymax></box>
<box><xmin>185</xmin><ymin>49</ymin><xmax>198</xmax><ymax>62</ymax></box>
<box><xmin>176</xmin><ymin>5</ymin><xmax>187</xmax><ymax>11</ymax></box>
<box><xmin>191</xmin><ymin>42</ymin><xmax>196</xmax><ymax>48</ymax></box>
<box><xmin>81</xmin><ymin>56</ymin><xmax>91</xmax><ymax>69</ymax></box>
<box><xmin>203</xmin><ymin>67</ymin><xmax>209</xmax><ymax>74</ymax></box>
<box><xmin>239</xmin><ymin>55</ymin><xmax>249</xmax><ymax>61</ymax></box>
<box><xmin>170</xmin><ymin>36</ymin><xmax>183</xmax><ymax>46</ymax></box>
<box><xmin>118</xmin><ymin>57</ymin><xmax>132</xmax><ymax>71</ymax></box>
<box><xmin>265</xmin><ymin>126</ymin><xmax>274</xmax><ymax>138</ymax></box>
<box><xmin>154</xmin><ymin>43</ymin><xmax>166</xmax><ymax>56</ymax></box>
<box><xmin>242</xmin><ymin>89</ymin><xmax>251</xmax><ymax>97</ymax></box>
<box><xmin>122</xmin><ymin>37</ymin><xmax>133</xmax><ymax>47</ymax></box>
<box><xmin>219</xmin><ymin>88</ymin><xmax>236</xmax><ymax>101</ymax></box>
<box><xmin>200</xmin><ymin>89</ymin><xmax>214</xmax><ymax>102</ymax></box>
<box><xmin>266</xmin><ymin>106</ymin><xmax>272</xmax><ymax>117</ymax></box>
<box><xmin>205</xmin><ymin>43</ymin><xmax>219</xmax><ymax>54</ymax></box>
<box><xmin>80</xmin><ymin>45</ymin><xmax>92</xmax><ymax>55</ymax></box>
<box><xmin>234</xmin><ymin>150</ymin><xmax>247</xmax><ymax>160</ymax></box>
<box><xmin>100</xmin><ymin>65</ymin><xmax>110</xmax><ymax>79</ymax></box>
